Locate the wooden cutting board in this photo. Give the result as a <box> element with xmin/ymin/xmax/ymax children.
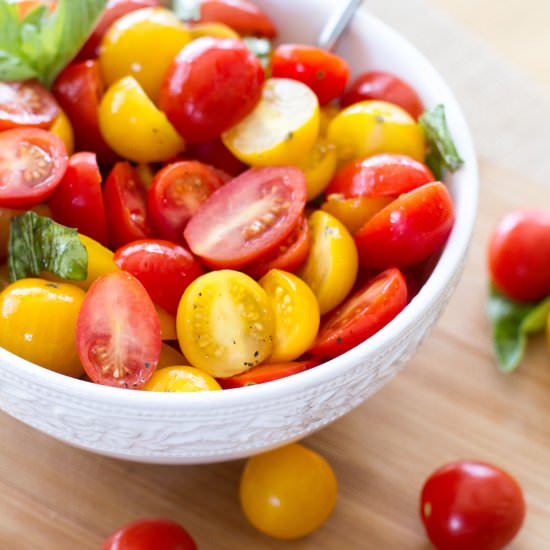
<box><xmin>1</xmin><ymin>1</ymin><xmax>550</xmax><ymax>548</ymax></box>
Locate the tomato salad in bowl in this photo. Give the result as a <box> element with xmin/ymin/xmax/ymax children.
<box><xmin>0</xmin><ymin>0</ymin><xmax>477</xmax><ymax>463</ymax></box>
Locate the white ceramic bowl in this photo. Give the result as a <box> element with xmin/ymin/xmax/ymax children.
<box><xmin>0</xmin><ymin>0</ymin><xmax>478</xmax><ymax>464</ymax></box>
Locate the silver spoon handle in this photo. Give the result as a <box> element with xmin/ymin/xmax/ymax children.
<box><xmin>317</xmin><ymin>0</ymin><xmax>364</xmax><ymax>51</ymax></box>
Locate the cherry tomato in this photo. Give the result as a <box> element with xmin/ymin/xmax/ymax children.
<box><xmin>143</xmin><ymin>366</ymin><xmax>221</xmax><ymax>392</ymax></box>
<box><xmin>420</xmin><ymin>461</ymin><xmax>525</xmax><ymax>550</ymax></box>
<box><xmin>185</xmin><ymin>166</ymin><xmax>307</xmax><ymax>269</ymax></box>
<box><xmin>49</xmin><ymin>109</ymin><xmax>74</xmax><ymax>155</ymax></box>
<box><xmin>488</xmin><ymin>210</ymin><xmax>550</xmax><ymax>302</ymax></box>
<box><xmin>240</xmin><ymin>443</ymin><xmax>337</xmax><ymax>539</ymax></box>
<box><xmin>101</xmin><ymin>518</ymin><xmax>197</xmax><ymax>550</ymax></box>
<box><xmin>187</xmin><ymin>21</ymin><xmax>239</xmax><ymax>40</ymax></box>
<box><xmin>199</xmin><ymin>0</ymin><xmax>276</xmax><ymax>38</ymax></box>
<box><xmin>0</xmin><ymin>128</ymin><xmax>68</xmax><ymax>209</ymax></box>
<box><xmin>184</xmin><ymin>138</ymin><xmax>246</xmax><ymax>177</ymax></box>
<box><xmin>157</xmin><ymin>343</ymin><xmax>187</xmax><ymax>369</ymax></box>
<box><xmin>76</xmin><ymin>271</ymin><xmax>161</xmax><ymax>389</ymax></box>
<box><xmin>0</xmin><ymin>80</ymin><xmax>59</xmax><ymax>131</ymax></box>
<box><xmin>103</xmin><ymin>162</ymin><xmax>153</xmax><ymax>250</ymax></box>
<box><xmin>48</xmin><ymin>152</ymin><xmax>108</xmax><ymax>246</ymax></box>
<box><xmin>299</xmin><ymin>139</ymin><xmax>338</xmax><ymax>201</ymax></box>
<box><xmin>159</xmin><ymin>37</ymin><xmax>265</xmax><ymax>144</ymax></box>
<box><xmin>218</xmin><ymin>360</ymin><xmax>317</xmax><ymax>388</ymax></box>
<box><xmin>272</xmin><ymin>45</ymin><xmax>349</xmax><ymax>106</ymax></box>
<box><xmin>52</xmin><ymin>60</ymin><xmax>118</xmax><ymax>166</ymax></box>
<box><xmin>325</xmin><ymin>153</ymin><xmax>434</xmax><ymax>199</ymax></box>
<box><xmin>148</xmin><ymin>161</ymin><xmax>225</xmax><ymax>243</ymax></box>
<box><xmin>355</xmin><ymin>182</ymin><xmax>455</xmax><ymax>269</ymax></box>
<box><xmin>342</xmin><ymin>70</ymin><xmax>424</xmax><ymax>119</ymax></box>
<box><xmin>114</xmin><ymin>239</ymin><xmax>204</xmax><ymax>316</ymax></box>
<box><xmin>309</xmin><ymin>268</ymin><xmax>408</xmax><ymax>359</ymax></box>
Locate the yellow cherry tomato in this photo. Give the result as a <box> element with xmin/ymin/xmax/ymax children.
<box><xmin>319</xmin><ymin>104</ymin><xmax>340</xmax><ymax>136</ymax></box>
<box><xmin>135</xmin><ymin>163</ymin><xmax>156</xmax><ymax>190</ymax></box>
<box><xmin>99</xmin><ymin>76</ymin><xmax>185</xmax><ymax>163</ymax></box>
<box><xmin>143</xmin><ymin>365</ymin><xmax>222</xmax><ymax>392</ymax></box>
<box><xmin>327</xmin><ymin>100</ymin><xmax>425</xmax><ymax>163</ymax></box>
<box><xmin>299</xmin><ymin>138</ymin><xmax>338</xmax><ymax>201</ymax></box>
<box><xmin>240</xmin><ymin>443</ymin><xmax>338</xmax><ymax>540</ymax></box>
<box><xmin>0</xmin><ymin>278</ymin><xmax>85</xmax><ymax>377</ymax></box>
<box><xmin>321</xmin><ymin>194</ymin><xmax>394</xmax><ymax>234</ymax></box>
<box><xmin>99</xmin><ymin>7</ymin><xmax>191</xmax><ymax>102</ymax></box>
<box><xmin>156</xmin><ymin>305</ymin><xmax>177</xmax><ymax>341</ymax></box>
<box><xmin>0</xmin><ymin>263</ymin><xmax>9</xmax><ymax>291</ymax></box>
<box><xmin>158</xmin><ymin>343</ymin><xmax>187</xmax><ymax>369</ymax></box>
<box><xmin>188</xmin><ymin>22</ymin><xmax>239</xmax><ymax>40</ymax></box>
<box><xmin>259</xmin><ymin>269</ymin><xmax>319</xmax><ymax>363</ymax></box>
<box><xmin>49</xmin><ymin>109</ymin><xmax>74</xmax><ymax>154</ymax></box>
<box><xmin>299</xmin><ymin>210</ymin><xmax>358</xmax><ymax>314</ymax></box>
<box><xmin>177</xmin><ymin>270</ymin><xmax>274</xmax><ymax>378</ymax></box>
<box><xmin>223</xmin><ymin>78</ymin><xmax>320</xmax><ymax>167</ymax></box>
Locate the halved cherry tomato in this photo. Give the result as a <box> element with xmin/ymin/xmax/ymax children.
<box><xmin>342</xmin><ymin>71</ymin><xmax>424</xmax><ymax>120</ymax></box>
<box><xmin>143</xmin><ymin>365</ymin><xmax>221</xmax><ymax>392</ymax></box>
<box><xmin>199</xmin><ymin>0</ymin><xmax>277</xmax><ymax>38</ymax></box>
<box><xmin>114</xmin><ymin>239</ymin><xmax>204</xmax><ymax>316</ymax></box>
<box><xmin>148</xmin><ymin>161</ymin><xmax>225</xmax><ymax>243</ymax></box>
<box><xmin>184</xmin><ymin>166</ymin><xmax>307</xmax><ymax>269</ymax></box>
<box><xmin>49</xmin><ymin>109</ymin><xmax>74</xmax><ymax>155</ymax></box>
<box><xmin>309</xmin><ymin>267</ymin><xmax>408</xmax><ymax>360</ymax></box>
<box><xmin>159</xmin><ymin>37</ymin><xmax>265</xmax><ymax>144</ymax></box>
<box><xmin>218</xmin><ymin>360</ymin><xmax>317</xmax><ymax>388</ymax></box>
<box><xmin>299</xmin><ymin>139</ymin><xmax>338</xmax><ymax>201</ymax></box>
<box><xmin>48</xmin><ymin>152</ymin><xmax>108</xmax><ymax>246</ymax></box>
<box><xmin>101</xmin><ymin>518</ymin><xmax>197</xmax><ymax>550</ymax></box>
<box><xmin>272</xmin><ymin>45</ymin><xmax>349</xmax><ymax>106</ymax></box>
<box><xmin>185</xmin><ymin>138</ymin><xmax>247</xmax><ymax>177</ymax></box>
<box><xmin>355</xmin><ymin>182</ymin><xmax>455</xmax><ymax>269</ymax></box>
<box><xmin>103</xmin><ymin>162</ymin><xmax>153</xmax><ymax>249</ymax></box>
<box><xmin>76</xmin><ymin>271</ymin><xmax>161</xmax><ymax>389</ymax></box>
<box><xmin>52</xmin><ymin>60</ymin><xmax>118</xmax><ymax>166</ymax></box>
<box><xmin>0</xmin><ymin>128</ymin><xmax>68</xmax><ymax>209</ymax></box>
<box><xmin>0</xmin><ymin>80</ymin><xmax>59</xmax><ymax>131</ymax></box>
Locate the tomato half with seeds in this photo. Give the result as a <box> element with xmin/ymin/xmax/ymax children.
<box><xmin>148</xmin><ymin>161</ymin><xmax>225</xmax><ymax>243</ymax></box>
<box><xmin>185</xmin><ymin>166</ymin><xmax>307</xmax><ymax>269</ymax></box>
<box><xmin>0</xmin><ymin>128</ymin><xmax>68</xmax><ymax>209</ymax></box>
<box><xmin>76</xmin><ymin>271</ymin><xmax>161</xmax><ymax>389</ymax></box>
<box><xmin>0</xmin><ymin>80</ymin><xmax>59</xmax><ymax>131</ymax></box>
<box><xmin>309</xmin><ymin>268</ymin><xmax>408</xmax><ymax>360</ymax></box>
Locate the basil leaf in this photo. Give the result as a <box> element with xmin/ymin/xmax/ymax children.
<box><xmin>8</xmin><ymin>212</ymin><xmax>88</xmax><ymax>283</ymax></box>
<box><xmin>172</xmin><ymin>0</ymin><xmax>201</xmax><ymax>21</ymax></box>
<box><xmin>243</xmin><ymin>36</ymin><xmax>272</xmax><ymax>73</ymax></box>
<box><xmin>487</xmin><ymin>285</ymin><xmax>550</xmax><ymax>373</ymax></box>
<box><xmin>419</xmin><ymin>104</ymin><xmax>464</xmax><ymax>180</ymax></box>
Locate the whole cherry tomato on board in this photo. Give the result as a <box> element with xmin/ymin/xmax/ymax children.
<box><xmin>420</xmin><ymin>461</ymin><xmax>525</xmax><ymax>550</ymax></box>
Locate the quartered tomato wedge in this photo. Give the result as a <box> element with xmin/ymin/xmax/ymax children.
<box><xmin>0</xmin><ymin>128</ymin><xmax>68</xmax><ymax>209</ymax></box>
<box><xmin>184</xmin><ymin>166</ymin><xmax>307</xmax><ymax>269</ymax></box>
<box><xmin>0</xmin><ymin>81</ymin><xmax>59</xmax><ymax>131</ymax></box>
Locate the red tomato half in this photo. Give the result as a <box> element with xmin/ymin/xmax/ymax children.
<box><xmin>355</xmin><ymin>182</ymin><xmax>455</xmax><ymax>269</ymax></box>
<box><xmin>104</xmin><ymin>162</ymin><xmax>153</xmax><ymax>249</ymax></box>
<box><xmin>199</xmin><ymin>0</ymin><xmax>276</xmax><ymax>38</ymax></box>
<box><xmin>48</xmin><ymin>152</ymin><xmax>108</xmax><ymax>245</ymax></box>
<box><xmin>309</xmin><ymin>268</ymin><xmax>408</xmax><ymax>360</ymax></box>
<box><xmin>148</xmin><ymin>160</ymin><xmax>225</xmax><ymax>243</ymax></box>
<box><xmin>325</xmin><ymin>154</ymin><xmax>434</xmax><ymax>199</ymax></box>
<box><xmin>184</xmin><ymin>166</ymin><xmax>307</xmax><ymax>269</ymax></box>
<box><xmin>488</xmin><ymin>209</ymin><xmax>550</xmax><ymax>302</ymax></box>
<box><xmin>341</xmin><ymin>71</ymin><xmax>425</xmax><ymax>119</ymax></box>
<box><xmin>420</xmin><ymin>461</ymin><xmax>525</xmax><ymax>550</ymax></box>
<box><xmin>159</xmin><ymin>37</ymin><xmax>265</xmax><ymax>144</ymax></box>
<box><xmin>0</xmin><ymin>128</ymin><xmax>68</xmax><ymax>209</ymax></box>
<box><xmin>114</xmin><ymin>239</ymin><xmax>204</xmax><ymax>316</ymax></box>
<box><xmin>77</xmin><ymin>271</ymin><xmax>161</xmax><ymax>389</ymax></box>
<box><xmin>271</xmin><ymin>45</ymin><xmax>350</xmax><ymax>106</ymax></box>
<box><xmin>185</xmin><ymin>138</ymin><xmax>247</xmax><ymax>177</ymax></box>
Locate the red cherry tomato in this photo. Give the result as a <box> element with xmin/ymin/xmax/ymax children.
<box><xmin>159</xmin><ymin>37</ymin><xmax>265</xmax><ymax>144</ymax></box>
<box><xmin>185</xmin><ymin>138</ymin><xmax>247</xmax><ymax>177</ymax></box>
<box><xmin>341</xmin><ymin>71</ymin><xmax>425</xmax><ymax>119</ymax></box>
<box><xmin>355</xmin><ymin>182</ymin><xmax>455</xmax><ymax>269</ymax></box>
<box><xmin>53</xmin><ymin>60</ymin><xmax>118</xmax><ymax>166</ymax></box>
<box><xmin>114</xmin><ymin>239</ymin><xmax>204</xmax><ymax>316</ymax></box>
<box><xmin>488</xmin><ymin>210</ymin><xmax>550</xmax><ymax>302</ymax></box>
<box><xmin>420</xmin><ymin>461</ymin><xmax>525</xmax><ymax>550</ymax></box>
<box><xmin>308</xmin><ymin>267</ymin><xmax>408</xmax><ymax>360</ymax></box>
<box><xmin>184</xmin><ymin>166</ymin><xmax>307</xmax><ymax>269</ymax></box>
<box><xmin>0</xmin><ymin>80</ymin><xmax>59</xmax><ymax>131</ymax></box>
<box><xmin>271</xmin><ymin>45</ymin><xmax>350</xmax><ymax>106</ymax></box>
<box><xmin>48</xmin><ymin>152</ymin><xmax>108</xmax><ymax>245</ymax></box>
<box><xmin>0</xmin><ymin>128</ymin><xmax>68</xmax><ymax>209</ymax></box>
<box><xmin>325</xmin><ymin>154</ymin><xmax>434</xmax><ymax>199</ymax></box>
<box><xmin>199</xmin><ymin>0</ymin><xmax>276</xmax><ymax>38</ymax></box>
<box><xmin>104</xmin><ymin>162</ymin><xmax>153</xmax><ymax>249</ymax></box>
<box><xmin>77</xmin><ymin>271</ymin><xmax>161</xmax><ymax>389</ymax></box>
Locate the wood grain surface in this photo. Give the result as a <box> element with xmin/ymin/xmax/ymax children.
<box><xmin>2</xmin><ymin>1</ymin><xmax>550</xmax><ymax>549</ymax></box>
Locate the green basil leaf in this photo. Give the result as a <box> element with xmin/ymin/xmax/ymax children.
<box><xmin>243</xmin><ymin>36</ymin><xmax>272</xmax><ymax>73</ymax></box>
<box><xmin>172</xmin><ymin>0</ymin><xmax>201</xmax><ymax>21</ymax></box>
<box><xmin>8</xmin><ymin>212</ymin><xmax>88</xmax><ymax>283</ymax></box>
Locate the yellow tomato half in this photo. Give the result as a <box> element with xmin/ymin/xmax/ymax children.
<box><xmin>299</xmin><ymin>138</ymin><xmax>338</xmax><ymax>201</ymax></box>
<box><xmin>49</xmin><ymin>109</ymin><xmax>74</xmax><ymax>155</ymax></box>
<box><xmin>143</xmin><ymin>365</ymin><xmax>222</xmax><ymax>392</ymax></box>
